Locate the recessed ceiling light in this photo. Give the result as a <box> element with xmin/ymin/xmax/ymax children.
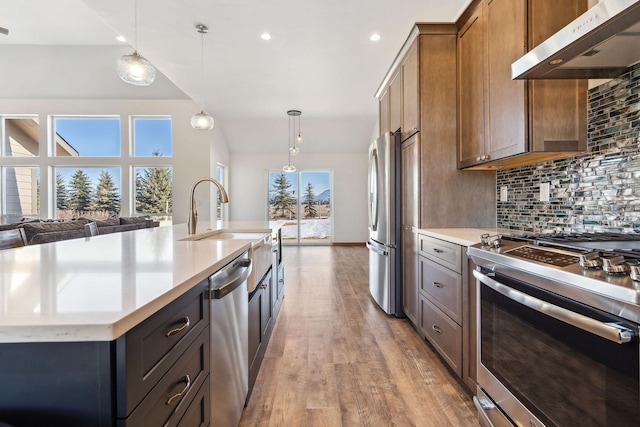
<box><xmin>116</xmin><ymin>35</ymin><xmax>127</xmax><ymax>43</ymax></box>
<box><xmin>261</xmin><ymin>33</ymin><xmax>272</xmax><ymax>41</ymax></box>
<box><xmin>370</xmin><ymin>33</ymin><xmax>381</xmax><ymax>42</ymax></box>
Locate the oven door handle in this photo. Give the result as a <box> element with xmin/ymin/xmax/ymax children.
<box><xmin>474</xmin><ymin>270</ymin><xmax>637</xmax><ymax>344</ymax></box>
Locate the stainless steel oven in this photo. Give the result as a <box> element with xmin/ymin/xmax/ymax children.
<box><xmin>469</xmin><ymin>234</ymin><xmax>640</xmax><ymax>427</ymax></box>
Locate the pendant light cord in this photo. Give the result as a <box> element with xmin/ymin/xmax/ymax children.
<box><xmin>134</xmin><ymin>0</ymin><xmax>138</xmax><ymax>51</ymax></box>
<box><xmin>200</xmin><ymin>29</ymin><xmax>205</xmax><ymax>110</ymax></box>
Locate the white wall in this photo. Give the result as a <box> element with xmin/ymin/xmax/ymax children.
<box><xmin>0</xmin><ymin>98</ymin><xmax>230</xmax><ymax>224</ymax></box>
<box><xmin>229</xmin><ymin>152</ymin><xmax>368</xmax><ymax>243</ymax></box>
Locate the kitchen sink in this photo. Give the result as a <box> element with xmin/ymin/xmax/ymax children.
<box><xmin>180</xmin><ymin>230</ymin><xmax>270</xmax><ymax>242</ymax></box>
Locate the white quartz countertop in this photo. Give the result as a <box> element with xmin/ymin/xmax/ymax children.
<box><xmin>418</xmin><ymin>228</ymin><xmax>510</xmax><ymax>247</ymax></box>
<box><xmin>0</xmin><ymin>221</ymin><xmax>274</xmax><ymax>343</ymax></box>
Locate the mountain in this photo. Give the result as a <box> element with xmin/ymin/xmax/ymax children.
<box><xmin>314</xmin><ymin>189</ymin><xmax>330</xmax><ymax>203</ymax></box>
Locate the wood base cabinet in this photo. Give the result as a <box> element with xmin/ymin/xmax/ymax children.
<box><xmin>457</xmin><ymin>0</ymin><xmax>588</xmax><ymax>170</ymax></box>
<box><xmin>418</xmin><ymin>234</ymin><xmax>469</xmax><ymax>383</ymax></box>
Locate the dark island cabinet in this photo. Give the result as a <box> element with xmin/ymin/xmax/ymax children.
<box><xmin>248</xmin><ymin>268</ymin><xmax>274</xmax><ymax>397</ymax></box>
<box><xmin>0</xmin><ymin>278</ymin><xmax>210</xmax><ymax>427</ymax></box>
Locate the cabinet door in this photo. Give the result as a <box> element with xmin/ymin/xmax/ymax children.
<box><xmin>402</xmin><ymin>40</ymin><xmax>419</xmax><ymax>141</ymax></box>
<box><xmin>379</xmin><ymin>88</ymin><xmax>390</xmax><ymax>136</ymax></box>
<box><xmin>401</xmin><ymin>135</ymin><xmax>419</xmax><ymax>324</ymax></box>
<box><xmin>401</xmin><ymin>134</ymin><xmax>419</xmax><ymax>228</ymax></box>
<box><xmin>486</xmin><ymin>0</ymin><xmax>527</xmax><ymax>160</ymax></box>
<box><xmin>457</xmin><ymin>6</ymin><xmax>486</xmax><ymax>168</ymax></box>
<box><xmin>248</xmin><ymin>289</ymin><xmax>262</xmax><ymax>370</ymax></box>
<box><xmin>528</xmin><ymin>0</ymin><xmax>587</xmax><ymax>153</ymax></box>
<box><xmin>403</xmin><ymin>227</ymin><xmax>419</xmax><ymax>324</ymax></box>
<box><xmin>261</xmin><ymin>271</ymin><xmax>272</xmax><ymax>336</ymax></box>
<box><xmin>389</xmin><ymin>70</ymin><xmax>402</xmax><ymax>134</ymax></box>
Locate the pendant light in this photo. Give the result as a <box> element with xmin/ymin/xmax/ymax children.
<box><xmin>116</xmin><ymin>0</ymin><xmax>156</xmax><ymax>86</ymax></box>
<box><xmin>191</xmin><ymin>24</ymin><xmax>215</xmax><ymax>130</ymax></box>
<box><xmin>283</xmin><ymin>110</ymin><xmax>299</xmax><ymax>172</ymax></box>
<box><xmin>288</xmin><ymin>109</ymin><xmax>301</xmax><ymax>156</ymax></box>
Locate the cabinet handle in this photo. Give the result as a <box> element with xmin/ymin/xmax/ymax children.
<box><xmin>433</xmin><ymin>248</ymin><xmax>444</xmax><ymax>253</ymax></box>
<box><xmin>166</xmin><ymin>316</ymin><xmax>190</xmax><ymax>337</ymax></box>
<box><xmin>166</xmin><ymin>375</ymin><xmax>191</xmax><ymax>405</ymax></box>
<box><xmin>432</xmin><ymin>282</ymin><xmax>443</xmax><ymax>288</ymax></box>
<box><xmin>261</xmin><ymin>283</ymin><xmax>268</xmax><ymax>289</ymax></box>
<box><xmin>432</xmin><ymin>325</ymin><xmax>442</xmax><ymax>334</ymax></box>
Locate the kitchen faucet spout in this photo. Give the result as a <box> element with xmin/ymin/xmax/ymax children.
<box><xmin>188</xmin><ymin>177</ymin><xmax>229</xmax><ymax>234</ymax></box>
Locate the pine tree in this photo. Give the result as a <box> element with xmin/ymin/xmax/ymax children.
<box><xmin>136</xmin><ymin>159</ymin><xmax>172</xmax><ymax>214</ymax></box>
<box><xmin>56</xmin><ymin>172</ymin><xmax>68</xmax><ymax>210</ymax></box>
<box><xmin>270</xmin><ymin>172</ymin><xmax>296</xmax><ymax>218</ymax></box>
<box><xmin>303</xmin><ymin>181</ymin><xmax>317</xmax><ymax>218</ymax></box>
<box><xmin>67</xmin><ymin>169</ymin><xmax>93</xmax><ymax>212</ymax></box>
<box><xmin>93</xmin><ymin>170</ymin><xmax>120</xmax><ymax>214</ymax></box>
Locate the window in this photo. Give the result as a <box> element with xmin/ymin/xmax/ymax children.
<box><xmin>1</xmin><ymin>166</ymin><xmax>40</xmax><ymax>224</ymax></box>
<box><xmin>134</xmin><ymin>166</ymin><xmax>173</xmax><ymax>220</ymax></box>
<box><xmin>268</xmin><ymin>170</ymin><xmax>332</xmax><ymax>244</ymax></box>
<box><xmin>55</xmin><ymin>167</ymin><xmax>121</xmax><ymax>219</ymax></box>
<box><xmin>53</xmin><ymin>117</ymin><xmax>120</xmax><ymax>157</ymax></box>
<box><xmin>216</xmin><ymin>163</ymin><xmax>227</xmax><ymax>221</ymax></box>
<box><xmin>3</xmin><ymin>117</ymin><xmax>39</xmax><ymax>157</ymax></box>
<box><xmin>0</xmin><ymin>114</ymin><xmax>175</xmax><ymax>225</ymax></box>
<box><xmin>133</xmin><ymin>117</ymin><xmax>172</xmax><ymax>157</ymax></box>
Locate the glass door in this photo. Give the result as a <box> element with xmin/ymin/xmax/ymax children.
<box><xmin>268</xmin><ymin>170</ymin><xmax>332</xmax><ymax>244</ymax></box>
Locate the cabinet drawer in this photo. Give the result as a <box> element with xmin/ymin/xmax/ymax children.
<box><xmin>176</xmin><ymin>375</ymin><xmax>210</xmax><ymax>427</ymax></box>
<box><xmin>418</xmin><ymin>234</ymin><xmax>462</xmax><ymax>273</ymax></box>
<box><xmin>118</xmin><ymin>279</ymin><xmax>209</xmax><ymax>417</ymax></box>
<box><xmin>122</xmin><ymin>327</ymin><xmax>211</xmax><ymax>426</ymax></box>
<box><xmin>420</xmin><ymin>296</ymin><xmax>462</xmax><ymax>377</ymax></box>
<box><xmin>419</xmin><ymin>256</ymin><xmax>462</xmax><ymax>325</ymax></box>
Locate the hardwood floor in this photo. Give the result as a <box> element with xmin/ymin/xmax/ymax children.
<box><xmin>239</xmin><ymin>246</ymin><xmax>479</xmax><ymax>427</ymax></box>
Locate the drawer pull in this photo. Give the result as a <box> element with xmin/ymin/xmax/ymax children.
<box><xmin>166</xmin><ymin>316</ymin><xmax>190</xmax><ymax>337</ymax></box>
<box><xmin>432</xmin><ymin>282</ymin><xmax>443</xmax><ymax>288</ymax></box>
<box><xmin>432</xmin><ymin>325</ymin><xmax>442</xmax><ymax>334</ymax></box>
<box><xmin>166</xmin><ymin>375</ymin><xmax>191</xmax><ymax>405</ymax></box>
<box><xmin>433</xmin><ymin>248</ymin><xmax>444</xmax><ymax>253</ymax></box>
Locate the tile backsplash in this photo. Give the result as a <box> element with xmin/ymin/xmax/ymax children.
<box><xmin>496</xmin><ymin>62</ymin><xmax>640</xmax><ymax>232</ymax></box>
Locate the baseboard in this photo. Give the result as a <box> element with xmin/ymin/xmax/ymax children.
<box><xmin>332</xmin><ymin>242</ymin><xmax>366</xmax><ymax>247</ymax></box>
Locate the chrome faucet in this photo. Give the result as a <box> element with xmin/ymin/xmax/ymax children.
<box><xmin>188</xmin><ymin>177</ymin><xmax>229</xmax><ymax>234</ymax></box>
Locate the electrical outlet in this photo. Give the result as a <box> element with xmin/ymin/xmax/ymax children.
<box><xmin>500</xmin><ymin>186</ymin><xmax>508</xmax><ymax>202</ymax></box>
<box><xmin>540</xmin><ymin>182</ymin><xmax>550</xmax><ymax>202</ymax></box>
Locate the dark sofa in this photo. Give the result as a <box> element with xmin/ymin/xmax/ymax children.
<box><xmin>0</xmin><ymin>217</ymin><xmax>159</xmax><ymax>245</ymax></box>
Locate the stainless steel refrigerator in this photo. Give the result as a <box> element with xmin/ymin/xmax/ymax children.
<box><xmin>367</xmin><ymin>131</ymin><xmax>403</xmax><ymax>316</ymax></box>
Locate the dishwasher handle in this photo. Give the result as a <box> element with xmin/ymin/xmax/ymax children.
<box><xmin>209</xmin><ymin>258</ymin><xmax>252</xmax><ymax>299</ymax></box>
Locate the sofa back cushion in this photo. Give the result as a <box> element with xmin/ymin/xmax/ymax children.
<box><xmin>21</xmin><ymin>221</ymin><xmax>88</xmax><ymax>243</ymax></box>
<box><xmin>119</xmin><ymin>216</ymin><xmax>148</xmax><ymax>225</ymax></box>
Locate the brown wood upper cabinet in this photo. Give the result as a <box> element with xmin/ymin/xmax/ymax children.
<box><xmin>377</xmin><ymin>38</ymin><xmax>418</xmax><ymax>141</ymax></box>
<box><xmin>457</xmin><ymin>0</ymin><xmax>588</xmax><ymax>170</ymax></box>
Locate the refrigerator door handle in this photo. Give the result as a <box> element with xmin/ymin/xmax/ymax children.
<box><xmin>366</xmin><ymin>241</ymin><xmax>388</xmax><ymax>256</ymax></box>
<box><xmin>368</xmin><ymin>148</ymin><xmax>379</xmax><ymax>231</ymax></box>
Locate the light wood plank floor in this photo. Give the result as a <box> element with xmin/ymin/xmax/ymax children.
<box><xmin>239</xmin><ymin>246</ymin><xmax>479</xmax><ymax>427</ymax></box>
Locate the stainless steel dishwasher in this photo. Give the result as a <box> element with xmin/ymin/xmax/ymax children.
<box><xmin>208</xmin><ymin>250</ymin><xmax>252</xmax><ymax>427</ymax></box>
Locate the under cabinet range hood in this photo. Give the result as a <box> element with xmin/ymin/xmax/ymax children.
<box><xmin>512</xmin><ymin>0</ymin><xmax>640</xmax><ymax>79</ymax></box>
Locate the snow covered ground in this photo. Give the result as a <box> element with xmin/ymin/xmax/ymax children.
<box><xmin>271</xmin><ymin>218</ymin><xmax>331</xmax><ymax>241</ymax></box>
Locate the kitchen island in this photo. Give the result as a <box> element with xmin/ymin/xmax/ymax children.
<box><xmin>0</xmin><ymin>221</ymin><xmax>278</xmax><ymax>427</ymax></box>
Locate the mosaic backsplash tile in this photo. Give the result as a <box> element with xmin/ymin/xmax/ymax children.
<box><xmin>496</xmin><ymin>62</ymin><xmax>640</xmax><ymax>232</ymax></box>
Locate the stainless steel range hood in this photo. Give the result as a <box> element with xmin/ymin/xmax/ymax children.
<box><xmin>512</xmin><ymin>0</ymin><xmax>640</xmax><ymax>79</ymax></box>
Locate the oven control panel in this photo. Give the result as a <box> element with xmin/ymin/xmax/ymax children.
<box><xmin>506</xmin><ymin>246</ymin><xmax>580</xmax><ymax>267</ymax></box>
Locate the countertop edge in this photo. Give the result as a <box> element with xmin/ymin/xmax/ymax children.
<box><xmin>418</xmin><ymin>228</ymin><xmax>509</xmax><ymax>247</ymax></box>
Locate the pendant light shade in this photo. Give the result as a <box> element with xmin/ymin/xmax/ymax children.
<box><xmin>117</xmin><ymin>0</ymin><xmax>156</xmax><ymax>86</ymax></box>
<box><xmin>191</xmin><ymin>24</ymin><xmax>214</xmax><ymax>130</ymax></box>
<box><xmin>191</xmin><ymin>110</ymin><xmax>215</xmax><ymax>130</ymax></box>
<box><xmin>117</xmin><ymin>51</ymin><xmax>156</xmax><ymax>86</ymax></box>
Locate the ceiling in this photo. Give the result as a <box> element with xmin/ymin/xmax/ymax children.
<box><xmin>1</xmin><ymin>0</ymin><xmax>471</xmax><ymax>154</ymax></box>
